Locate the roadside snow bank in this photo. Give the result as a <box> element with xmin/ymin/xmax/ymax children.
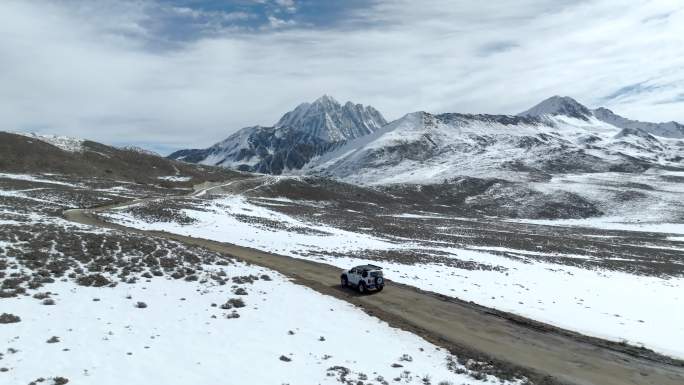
<box><xmin>0</xmin><ymin>262</ymin><xmax>509</xmax><ymax>385</ymax></box>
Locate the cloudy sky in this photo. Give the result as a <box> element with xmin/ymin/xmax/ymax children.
<box><xmin>1</xmin><ymin>0</ymin><xmax>683</xmax><ymax>154</ymax></box>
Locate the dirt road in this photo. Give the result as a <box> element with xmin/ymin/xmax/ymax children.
<box><xmin>64</xmin><ymin>205</ymin><xmax>684</xmax><ymax>385</ymax></box>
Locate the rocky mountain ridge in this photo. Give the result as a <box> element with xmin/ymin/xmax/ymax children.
<box><xmin>592</xmin><ymin>107</ymin><xmax>684</xmax><ymax>138</ymax></box>
<box><xmin>171</xmin><ymin>95</ymin><xmax>684</xmax><ymax>178</ymax></box>
<box><xmin>301</xmin><ymin>97</ymin><xmax>683</xmax><ymax>185</ymax></box>
<box><xmin>168</xmin><ymin>95</ymin><xmax>386</xmax><ymax>174</ymax></box>
<box><xmin>520</xmin><ymin>96</ymin><xmax>684</xmax><ymax>139</ymax></box>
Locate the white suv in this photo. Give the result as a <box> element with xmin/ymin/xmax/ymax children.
<box><xmin>340</xmin><ymin>264</ymin><xmax>384</xmax><ymax>293</ymax></box>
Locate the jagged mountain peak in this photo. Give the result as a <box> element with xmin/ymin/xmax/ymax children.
<box><xmin>276</xmin><ymin>95</ymin><xmax>387</xmax><ymax>142</ymax></box>
<box><xmin>287</xmin><ymin>95</ymin><xmax>340</xmax><ymax>114</ymax></box>
<box><xmin>313</xmin><ymin>94</ymin><xmax>339</xmax><ymax>105</ymax></box>
<box><xmin>169</xmin><ymin>96</ymin><xmax>387</xmax><ymax>174</ymax></box>
<box><xmin>519</xmin><ymin>95</ymin><xmax>593</xmax><ymax>121</ymax></box>
<box><xmin>290</xmin><ymin>94</ymin><xmax>344</xmax><ymax>111</ymax></box>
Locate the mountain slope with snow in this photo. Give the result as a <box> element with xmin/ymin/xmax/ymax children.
<box><xmin>297</xmin><ymin>97</ymin><xmax>684</xmax><ymax>222</ymax></box>
<box><xmin>302</xmin><ymin>101</ymin><xmax>683</xmax><ymax>185</ymax></box>
<box><xmin>169</xmin><ymin>96</ymin><xmax>386</xmax><ymax>174</ymax></box>
<box><xmin>520</xmin><ymin>96</ymin><xmax>684</xmax><ymax>139</ymax></box>
<box><xmin>592</xmin><ymin>107</ymin><xmax>684</xmax><ymax>138</ymax></box>
<box><xmin>518</xmin><ymin>95</ymin><xmax>593</xmax><ymax>121</ymax></box>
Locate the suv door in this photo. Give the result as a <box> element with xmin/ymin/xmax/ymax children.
<box><xmin>348</xmin><ymin>269</ymin><xmax>359</xmax><ymax>285</ymax></box>
<box><xmin>361</xmin><ymin>270</ymin><xmax>369</xmax><ymax>286</ymax></box>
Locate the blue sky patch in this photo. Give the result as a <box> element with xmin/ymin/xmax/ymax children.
<box><xmin>139</xmin><ymin>0</ymin><xmax>374</xmax><ymax>45</ymax></box>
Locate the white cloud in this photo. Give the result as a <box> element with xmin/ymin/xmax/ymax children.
<box><xmin>274</xmin><ymin>0</ymin><xmax>297</xmax><ymax>13</ymax></box>
<box><xmin>169</xmin><ymin>6</ymin><xmax>252</xmax><ymax>22</ymax></box>
<box><xmin>0</xmin><ymin>0</ymin><xmax>683</xmax><ymax>153</ymax></box>
<box><xmin>267</xmin><ymin>15</ymin><xmax>297</xmax><ymax>29</ymax></box>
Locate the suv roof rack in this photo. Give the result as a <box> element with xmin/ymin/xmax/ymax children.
<box><xmin>356</xmin><ymin>264</ymin><xmax>382</xmax><ymax>270</ymax></box>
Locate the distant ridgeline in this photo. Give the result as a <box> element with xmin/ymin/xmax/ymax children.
<box><xmin>169</xmin><ymin>95</ymin><xmax>684</xmax><ymax>185</ymax></box>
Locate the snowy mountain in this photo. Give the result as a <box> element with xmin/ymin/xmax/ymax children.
<box><xmin>518</xmin><ymin>95</ymin><xmax>593</xmax><ymax>121</ymax></box>
<box><xmin>592</xmin><ymin>107</ymin><xmax>684</xmax><ymax>138</ymax></box>
<box><xmin>169</xmin><ymin>96</ymin><xmax>386</xmax><ymax>174</ymax></box>
<box><xmin>301</xmin><ymin>97</ymin><xmax>684</xmax><ymax>185</ymax></box>
<box><xmin>276</xmin><ymin>95</ymin><xmax>386</xmax><ymax>142</ymax></box>
<box><xmin>520</xmin><ymin>96</ymin><xmax>684</xmax><ymax>138</ymax></box>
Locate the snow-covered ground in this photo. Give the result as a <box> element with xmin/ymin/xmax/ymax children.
<box><xmin>528</xmin><ymin>171</ymin><xmax>684</xmax><ymax>226</ymax></box>
<box><xmin>158</xmin><ymin>176</ymin><xmax>192</xmax><ymax>182</ymax></box>
<box><xmin>512</xmin><ymin>216</ymin><xmax>684</xmax><ymax>235</ymax></box>
<box><xmin>104</xmin><ymin>195</ymin><xmax>684</xmax><ymax>359</ymax></box>
<box><xmin>0</xmin><ymin>173</ymin><xmax>81</xmax><ymax>187</ymax></box>
<box><xmin>0</xmin><ymin>259</ymin><xmax>507</xmax><ymax>385</ymax></box>
<box><xmin>0</xmin><ymin>173</ymin><xmax>521</xmax><ymax>385</ymax></box>
<box><xmin>106</xmin><ymin>196</ymin><xmax>409</xmax><ymax>259</ymax></box>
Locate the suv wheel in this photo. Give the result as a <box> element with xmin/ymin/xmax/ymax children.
<box><xmin>358</xmin><ymin>281</ymin><xmax>366</xmax><ymax>294</ymax></box>
<box><xmin>340</xmin><ymin>275</ymin><xmax>348</xmax><ymax>287</ymax></box>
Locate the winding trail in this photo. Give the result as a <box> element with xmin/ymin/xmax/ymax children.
<box><xmin>64</xmin><ymin>187</ymin><xmax>684</xmax><ymax>385</ymax></box>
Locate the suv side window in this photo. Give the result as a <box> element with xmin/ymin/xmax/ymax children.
<box><xmin>361</xmin><ymin>271</ymin><xmax>368</xmax><ymax>278</ymax></box>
